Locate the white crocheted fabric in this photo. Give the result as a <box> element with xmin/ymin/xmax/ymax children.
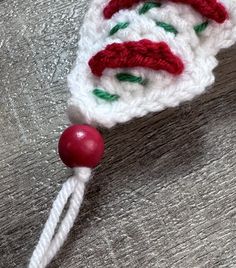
<box><xmin>68</xmin><ymin>0</ymin><xmax>236</xmax><ymax>128</ymax></box>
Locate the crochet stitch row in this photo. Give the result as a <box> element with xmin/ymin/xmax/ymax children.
<box><xmin>103</xmin><ymin>0</ymin><xmax>228</xmax><ymax>23</ymax></box>
<box><xmin>89</xmin><ymin>40</ymin><xmax>184</xmax><ymax>77</ymax></box>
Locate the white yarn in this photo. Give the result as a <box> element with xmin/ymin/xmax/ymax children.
<box><xmin>67</xmin><ymin>0</ymin><xmax>236</xmax><ymax>128</ymax></box>
<box><xmin>29</xmin><ymin>168</ymin><xmax>92</xmax><ymax>268</ymax></box>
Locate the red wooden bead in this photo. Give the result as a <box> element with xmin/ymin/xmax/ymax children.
<box><xmin>58</xmin><ymin>125</ymin><xmax>104</xmax><ymax>168</ymax></box>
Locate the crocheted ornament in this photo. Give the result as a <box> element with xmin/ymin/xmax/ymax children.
<box><xmin>29</xmin><ymin>1</ymin><xmax>236</xmax><ymax>267</ymax></box>
<box><xmin>68</xmin><ymin>0</ymin><xmax>236</xmax><ymax>128</ymax></box>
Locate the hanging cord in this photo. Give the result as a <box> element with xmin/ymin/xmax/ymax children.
<box><xmin>29</xmin><ymin>167</ymin><xmax>92</xmax><ymax>268</ymax></box>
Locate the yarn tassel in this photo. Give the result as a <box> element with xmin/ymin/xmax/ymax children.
<box><xmin>29</xmin><ymin>168</ymin><xmax>92</xmax><ymax>268</ymax></box>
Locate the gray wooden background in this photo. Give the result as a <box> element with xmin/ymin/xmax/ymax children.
<box><xmin>1</xmin><ymin>0</ymin><xmax>236</xmax><ymax>267</ymax></box>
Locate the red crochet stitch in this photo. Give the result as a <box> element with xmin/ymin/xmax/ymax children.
<box><xmin>104</xmin><ymin>0</ymin><xmax>141</xmax><ymax>19</ymax></box>
<box><xmin>88</xmin><ymin>39</ymin><xmax>184</xmax><ymax>77</ymax></box>
<box><xmin>103</xmin><ymin>0</ymin><xmax>228</xmax><ymax>23</ymax></box>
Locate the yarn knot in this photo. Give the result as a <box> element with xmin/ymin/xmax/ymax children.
<box><xmin>74</xmin><ymin>167</ymin><xmax>92</xmax><ymax>183</ymax></box>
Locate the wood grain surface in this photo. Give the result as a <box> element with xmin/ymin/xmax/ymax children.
<box><xmin>0</xmin><ymin>1</ymin><xmax>236</xmax><ymax>267</ymax></box>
